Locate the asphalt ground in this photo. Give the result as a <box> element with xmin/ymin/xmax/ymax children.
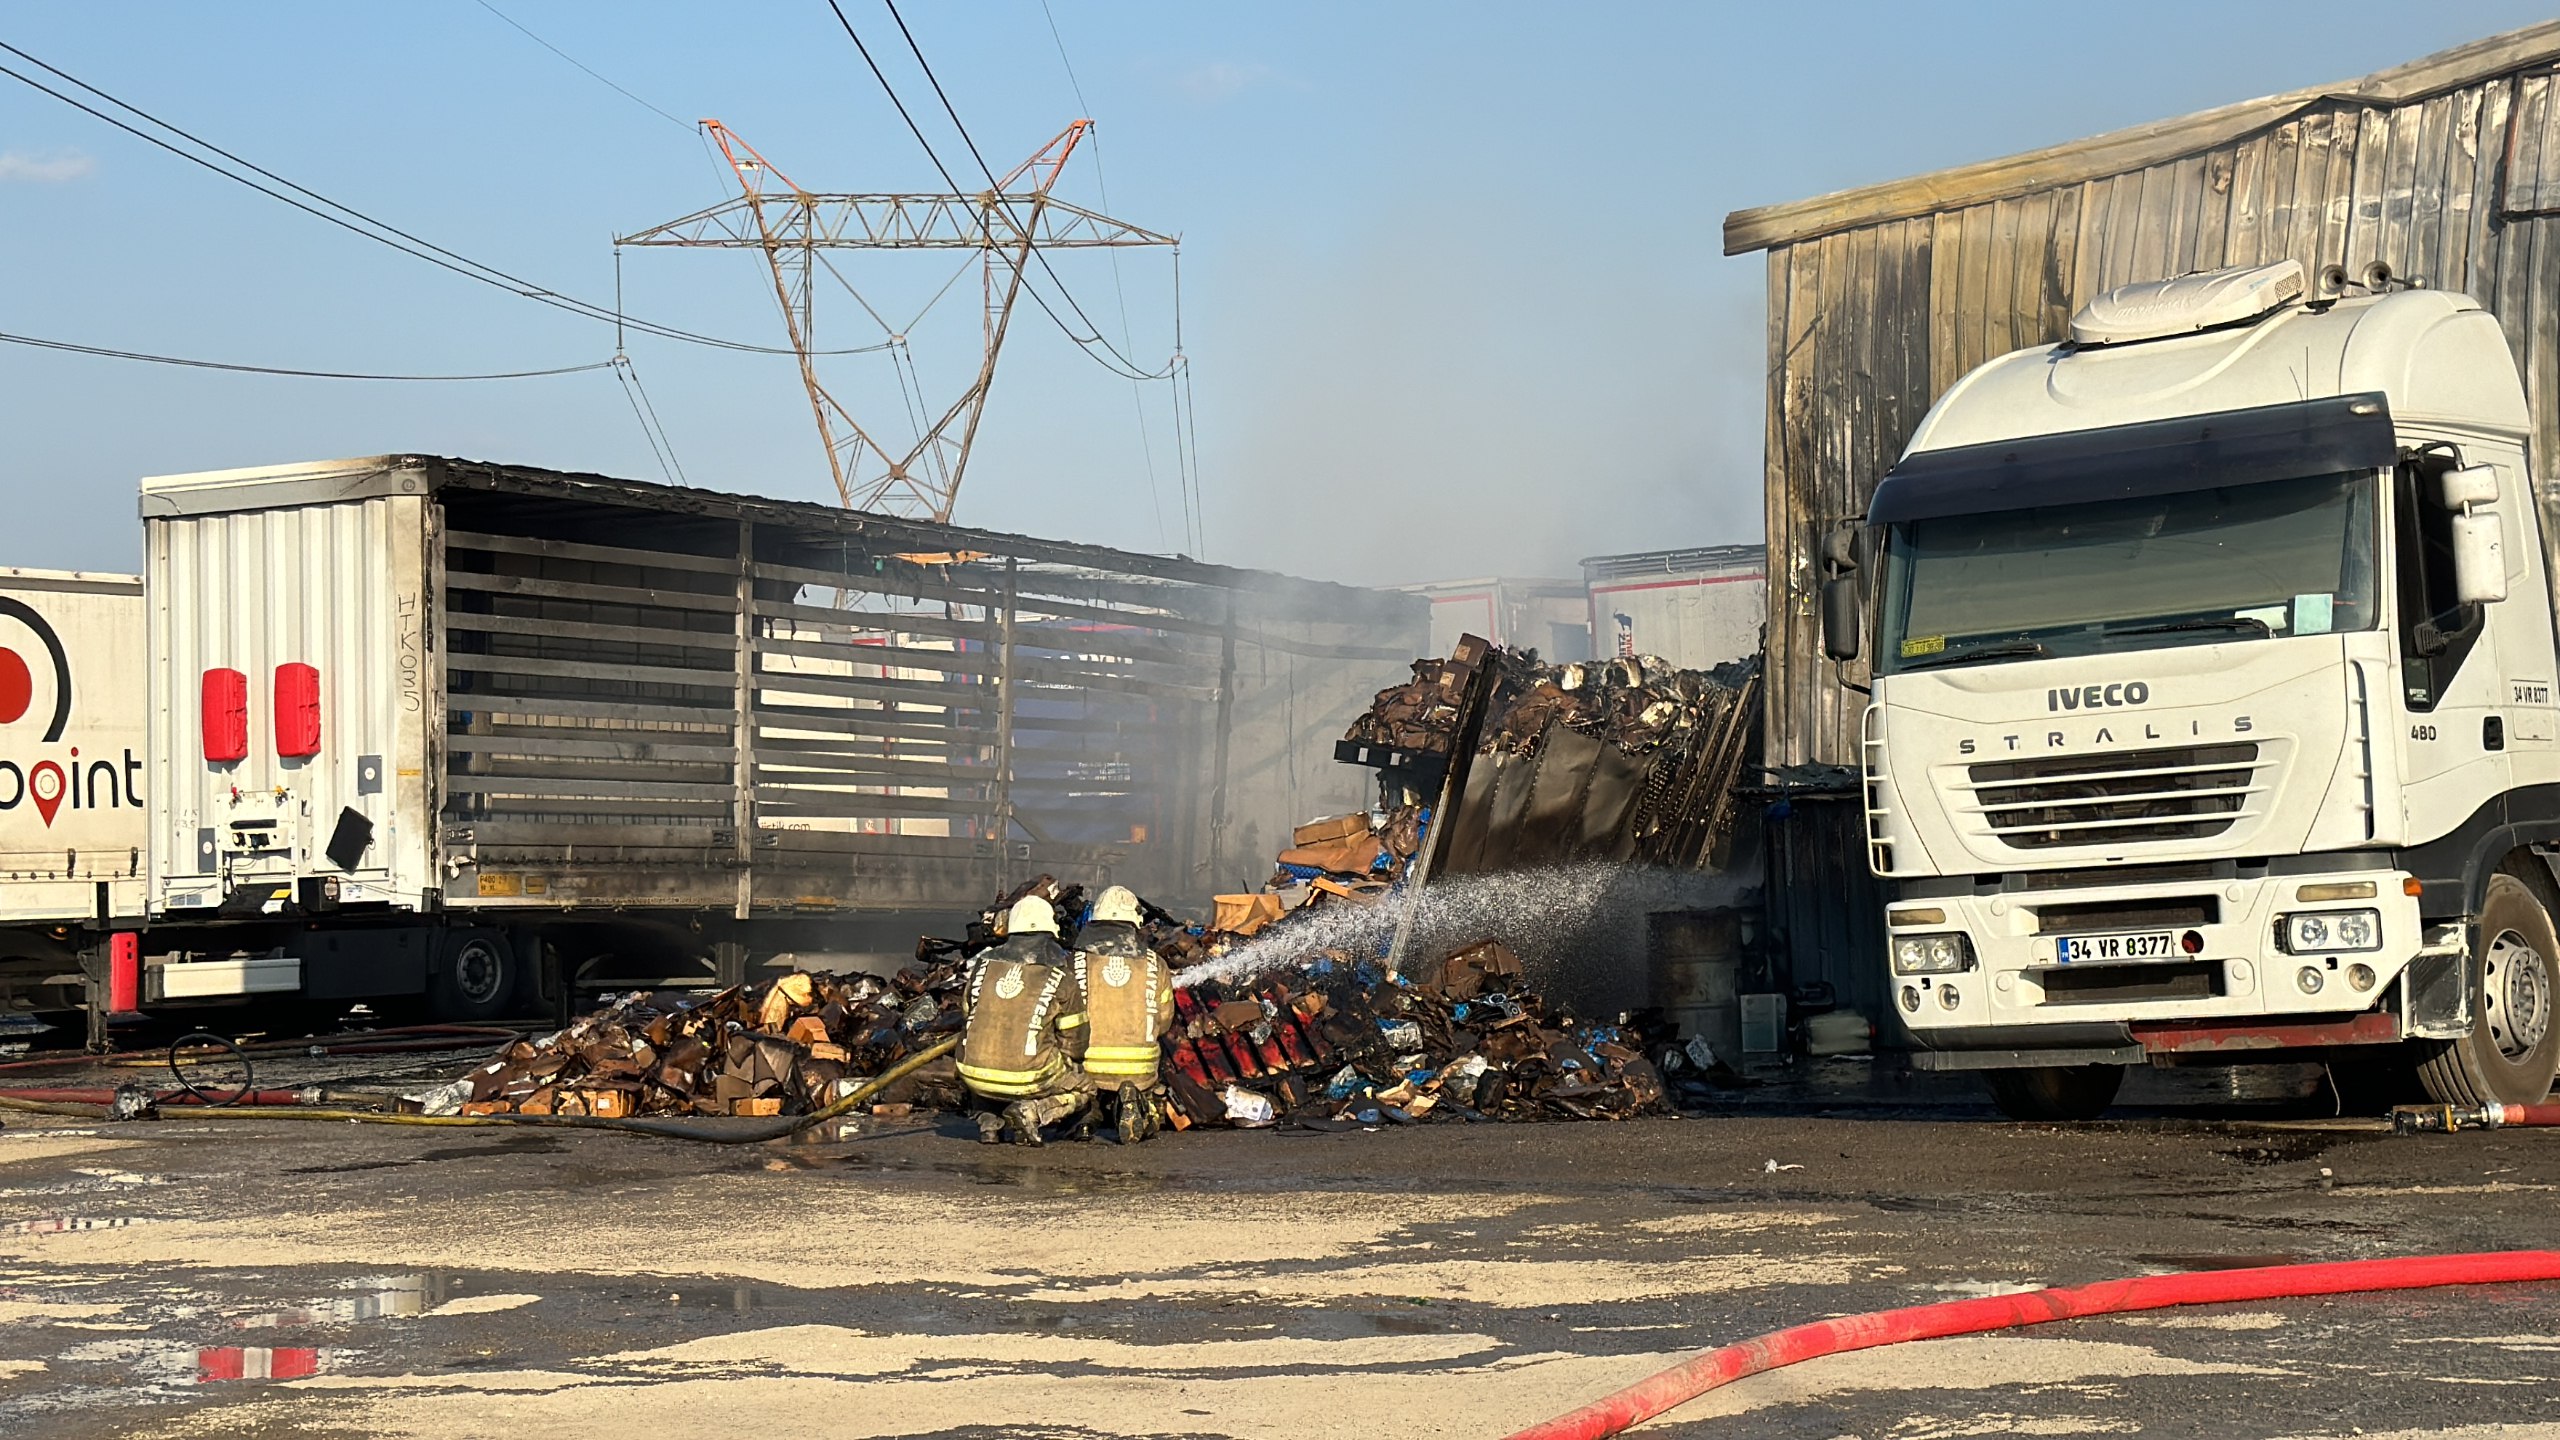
<box><xmin>0</xmin><ymin>1054</ymin><xmax>2555</xmax><ymax>1439</ymax></box>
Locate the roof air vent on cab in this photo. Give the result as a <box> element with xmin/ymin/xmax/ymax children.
<box><xmin>2067</xmin><ymin>259</ymin><xmax>2306</xmax><ymax>347</ymax></box>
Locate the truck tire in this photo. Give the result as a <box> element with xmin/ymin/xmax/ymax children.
<box><xmin>427</xmin><ymin>930</ymin><xmax>517</xmax><ymax>1023</ymax></box>
<box><xmin>2417</xmin><ymin>863</ymin><xmax>2560</xmax><ymax>1108</ymax></box>
<box><xmin>1983</xmin><ymin>1063</ymin><xmax>2123</xmax><ymax>1121</ymax></box>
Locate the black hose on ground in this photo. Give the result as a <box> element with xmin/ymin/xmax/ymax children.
<box><xmin>0</xmin><ymin>1035</ymin><xmax>960</xmax><ymax>1146</ymax></box>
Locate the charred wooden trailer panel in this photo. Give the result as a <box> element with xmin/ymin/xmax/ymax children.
<box><xmin>141</xmin><ymin>456</ymin><xmax>1423</xmax><ymax>969</ymax></box>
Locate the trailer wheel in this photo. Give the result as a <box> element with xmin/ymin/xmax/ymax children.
<box><xmin>2417</xmin><ymin>863</ymin><xmax>2560</xmax><ymax>1108</ymax></box>
<box><xmin>1983</xmin><ymin>1063</ymin><xmax>2123</xmax><ymax>1121</ymax></box>
<box><xmin>427</xmin><ymin>930</ymin><xmax>516</xmax><ymax>1022</ymax></box>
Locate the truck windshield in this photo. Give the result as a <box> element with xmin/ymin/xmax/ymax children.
<box><xmin>1875</xmin><ymin>470</ymin><xmax>2379</xmax><ymax>674</ymax></box>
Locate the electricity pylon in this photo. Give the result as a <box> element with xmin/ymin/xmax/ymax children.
<box><xmin>617</xmin><ymin>120</ymin><xmax>1176</xmax><ymax>521</ymax></box>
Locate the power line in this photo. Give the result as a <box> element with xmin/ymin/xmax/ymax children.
<box><xmin>469</xmin><ymin>0</ymin><xmax>691</xmax><ymax>130</ymax></box>
<box><xmin>1037</xmin><ymin>0</ymin><xmax>1178</xmax><ymax>552</ymax></box>
<box><xmin>612</xmin><ymin>356</ymin><xmax>687</xmax><ymax>483</ymax></box>
<box><xmin>816</xmin><ymin>0</ymin><xmax>1169</xmax><ymax>383</ymax></box>
<box><xmin>0</xmin><ymin>42</ymin><xmax>874</xmax><ymax>357</ymax></box>
<box><xmin>879</xmin><ymin>0</ymin><xmax>1174</xmax><ymax>381</ymax></box>
<box><xmin>0</xmin><ymin>327</ymin><xmax>614</xmax><ymax>381</ymax></box>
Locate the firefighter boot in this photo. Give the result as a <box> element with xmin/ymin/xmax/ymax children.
<box><xmin>976</xmin><ymin>1110</ymin><xmax>1005</xmax><ymax>1146</ymax></box>
<box><xmin>1003</xmin><ymin>1099</ymin><xmax>1046</xmax><ymax>1147</ymax></box>
<box><xmin>1116</xmin><ymin>1082</ymin><xmax>1152</xmax><ymax>1143</ymax></box>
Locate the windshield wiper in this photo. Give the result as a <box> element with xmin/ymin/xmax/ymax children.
<box><xmin>2108</xmin><ymin>615</ymin><xmax>2274</xmax><ymax>640</ymax></box>
<box><xmin>1899</xmin><ymin>637</ymin><xmax>2048</xmax><ymax>670</ymax></box>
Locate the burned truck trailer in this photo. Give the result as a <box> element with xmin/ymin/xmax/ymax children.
<box><xmin>128</xmin><ymin>455</ymin><xmax>1422</xmax><ymax>1016</ymax></box>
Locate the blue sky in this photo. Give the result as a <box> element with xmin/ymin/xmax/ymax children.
<box><xmin>2</xmin><ymin>3</ymin><xmax>2552</xmax><ymax>584</ymax></box>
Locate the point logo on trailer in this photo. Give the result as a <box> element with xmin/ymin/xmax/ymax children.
<box><xmin>0</xmin><ymin>598</ymin><xmax>137</xmax><ymax>828</ymax></box>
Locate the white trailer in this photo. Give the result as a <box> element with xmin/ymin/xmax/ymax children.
<box><xmin>125</xmin><ymin>454</ymin><xmax>1421</xmax><ymax>1021</ymax></box>
<box><xmin>1582</xmin><ymin>545</ymin><xmax>1765</xmax><ymax>670</ymax></box>
<box><xmin>0</xmin><ymin>569</ymin><xmax>146</xmax><ymax>1023</ymax></box>
<box><xmin>1826</xmin><ymin>260</ymin><xmax>2560</xmax><ymax>1118</ymax></box>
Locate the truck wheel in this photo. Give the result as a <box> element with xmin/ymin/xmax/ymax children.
<box><xmin>427</xmin><ymin>930</ymin><xmax>517</xmax><ymax>1023</ymax></box>
<box><xmin>2417</xmin><ymin>864</ymin><xmax>2560</xmax><ymax>1107</ymax></box>
<box><xmin>1983</xmin><ymin>1063</ymin><xmax>2123</xmax><ymax>1121</ymax></box>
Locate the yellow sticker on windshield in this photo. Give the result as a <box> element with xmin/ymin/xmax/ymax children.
<box><xmin>1900</xmin><ymin>635</ymin><xmax>1946</xmax><ymax>658</ymax></box>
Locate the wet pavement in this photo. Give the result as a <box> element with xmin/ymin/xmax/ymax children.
<box><xmin>0</xmin><ymin>1056</ymin><xmax>2555</xmax><ymax>1438</ymax></box>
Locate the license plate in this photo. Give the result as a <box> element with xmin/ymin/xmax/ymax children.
<box><xmin>2054</xmin><ymin>931</ymin><xmax>2179</xmax><ymax>963</ymax></box>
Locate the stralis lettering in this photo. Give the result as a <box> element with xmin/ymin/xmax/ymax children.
<box><xmin>2048</xmin><ymin>682</ymin><xmax>2151</xmax><ymax>712</ymax></box>
<box><xmin>1960</xmin><ymin>715</ymin><xmax>2251</xmax><ymax>755</ymax></box>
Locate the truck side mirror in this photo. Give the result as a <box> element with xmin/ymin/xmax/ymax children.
<box><xmin>2439</xmin><ymin>464</ymin><xmax>2499</xmax><ymax>510</ymax></box>
<box><xmin>2452</xmin><ymin>508</ymin><xmax>2507</xmax><ymax>605</ymax></box>
<box><xmin>1819</xmin><ymin>523</ymin><xmax>1862</xmax><ymax>662</ymax></box>
<box><xmin>1821</xmin><ymin>576</ymin><xmax>1862</xmax><ymax>661</ymax></box>
<box><xmin>2434</xmin><ymin>463</ymin><xmax>2507</xmax><ymax>605</ymax></box>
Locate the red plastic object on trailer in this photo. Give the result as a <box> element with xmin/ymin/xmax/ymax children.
<box><xmin>273</xmin><ymin>662</ymin><xmax>321</xmax><ymax>757</ymax></box>
<box><xmin>201</xmin><ymin>668</ymin><xmax>248</xmax><ymax>763</ymax></box>
<box><xmin>106</xmin><ymin>932</ymin><xmax>139</xmax><ymax>1014</ymax></box>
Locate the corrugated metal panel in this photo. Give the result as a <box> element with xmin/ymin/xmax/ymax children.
<box><xmin>147</xmin><ymin>496</ymin><xmax>433</xmax><ymax>913</ymax></box>
<box><xmin>1764</xmin><ymin>794</ymin><xmax>1892</xmax><ymax>1029</ymax></box>
<box><xmin>1751</xmin><ymin>61</ymin><xmax>2560</xmax><ymax>767</ymax></box>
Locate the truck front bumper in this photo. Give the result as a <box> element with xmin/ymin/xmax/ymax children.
<box><xmin>1893</xmin><ymin>864</ymin><xmax>2456</xmax><ymax>1066</ymax></box>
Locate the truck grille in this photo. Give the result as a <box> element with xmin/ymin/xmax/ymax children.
<box><xmin>1961</xmin><ymin>743</ymin><xmax>2262</xmax><ymax>851</ymax></box>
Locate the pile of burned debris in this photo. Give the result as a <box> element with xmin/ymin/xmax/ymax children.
<box><xmin>1156</xmin><ymin>938</ymin><xmax>1669</xmax><ymax>1129</ymax></box>
<box><xmin>1344</xmin><ymin>643</ymin><xmax>1756</xmax><ymax>761</ymax></box>
<box><xmin>424</xmin><ymin>877</ymin><xmax>1667</xmax><ymax>1130</ymax></box>
<box><xmin>424</xmin><ymin>968</ymin><xmax>965</xmax><ymax>1118</ymax></box>
<box><xmin>1204</xmin><ymin>808</ymin><xmax>1424</xmax><ymax>939</ymax></box>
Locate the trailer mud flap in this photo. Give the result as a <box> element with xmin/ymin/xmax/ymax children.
<box><xmin>2401</xmin><ymin>947</ymin><xmax>2473</xmax><ymax>1041</ymax></box>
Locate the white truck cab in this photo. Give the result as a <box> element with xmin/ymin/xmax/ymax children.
<box><xmin>1826</xmin><ymin>260</ymin><xmax>2560</xmax><ymax>1118</ymax></box>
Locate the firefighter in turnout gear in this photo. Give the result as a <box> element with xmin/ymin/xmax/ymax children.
<box><xmin>1073</xmin><ymin>885</ymin><xmax>1177</xmax><ymax>1143</ymax></box>
<box><xmin>958</xmin><ymin>895</ymin><xmax>1093</xmax><ymax>1145</ymax></box>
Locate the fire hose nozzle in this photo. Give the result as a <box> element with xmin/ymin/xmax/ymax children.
<box><xmin>2392</xmin><ymin>1103</ymin><xmax>2505</xmax><ymax>1133</ymax></box>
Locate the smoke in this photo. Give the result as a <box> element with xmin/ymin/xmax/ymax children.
<box><xmin>1173</xmin><ymin>863</ymin><xmax>1757</xmax><ymax>1017</ymax></box>
<box><xmin>1203</xmin><ymin>228</ymin><xmax>1768</xmax><ymax>586</ymax></box>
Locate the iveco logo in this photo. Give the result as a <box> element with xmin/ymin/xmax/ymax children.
<box><xmin>2048</xmin><ymin>682</ymin><xmax>2151</xmax><ymax>713</ymax></box>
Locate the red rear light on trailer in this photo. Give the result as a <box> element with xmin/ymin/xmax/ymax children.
<box><xmin>274</xmin><ymin>662</ymin><xmax>321</xmax><ymax>757</ymax></box>
<box><xmin>201</xmin><ymin>668</ymin><xmax>248</xmax><ymax>762</ymax></box>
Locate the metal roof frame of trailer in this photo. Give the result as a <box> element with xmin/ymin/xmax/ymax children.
<box><xmin>1721</xmin><ymin>20</ymin><xmax>2560</xmax><ymax>255</ymax></box>
<box><xmin>1579</xmin><ymin>544</ymin><xmax>1766</xmax><ymax>582</ymax></box>
<box><xmin>138</xmin><ymin>454</ymin><xmax>1417</xmax><ymax>622</ymax></box>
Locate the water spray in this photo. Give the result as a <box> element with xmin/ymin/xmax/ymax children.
<box><xmin>1170</xmin><ymin>863</ymin><xmax>1752</xmax><ymax>1001</ymax></box>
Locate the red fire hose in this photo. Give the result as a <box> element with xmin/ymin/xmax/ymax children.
<box><xmin>1503</xmin><ymin>1250</ymin><xmax>2560</xmax><ymax>1440</ymax></box>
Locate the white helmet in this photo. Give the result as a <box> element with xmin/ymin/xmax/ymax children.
<box><xmin>1093</xmin><ymin>886</ymin><xmax>1143</xmax><ymax>926</ymax></box>
<box><xmin>1006</xmin><ymin>895</ymin><xmax>1060</xmax><ymax>938</ymax></box>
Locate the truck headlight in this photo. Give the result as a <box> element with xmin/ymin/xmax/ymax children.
<box><xmin>2279</xmin><ymin>909</ymin><xmax>2382</xmax><ymax>954</ymax></box>
<box><xmin>1892</xmin><ymin>933</ymin><xmax>1973</xmax><ymax>975</ymax></box>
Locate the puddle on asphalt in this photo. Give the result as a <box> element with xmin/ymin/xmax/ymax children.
<box><xmin>663</xmin><ymin>1284</ymin><xmax>768</xmax><ymax>1314</ymax></box>
<box><xmin>1358</xmin><ymin>1313</ymin><xmax>1451</xmax><ymax>1335</ymax></box>
<box><xmin>193</xmin><ymin>1344</ymin><xmax>338</xmax><ymax>1382</ymax></box>
<box><xmin>233</xmin><ymin>1275</ymin><xmax>444</xmax><ymax>1329</ymax></box>
<box><xmin>8</xmin><ymin>1216</ymin><xmax>155</xmax><ymax>1235</ymax></box>
<box><xmin>11</xmin><ymin>1169</ymin><xmax>170</xmax><ymax>1195</ymax></box>
<box><xmin>2134</xmin><ymin>1252</ymin><xmax>2304</xmax><ymax>1271</ymax></box>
